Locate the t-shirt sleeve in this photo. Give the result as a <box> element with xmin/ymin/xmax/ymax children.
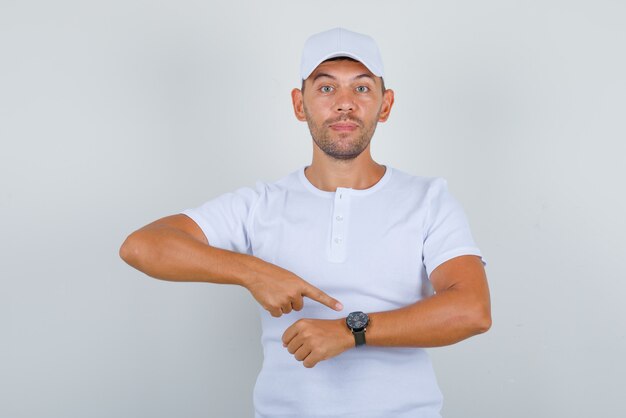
<box><xmin>422</xmin><ymin>177</ymin><xmax>487</xmax><ymax>278</ymax></box>
<box><xmin>179</xmin><ymin>181</ymin><xmax>265</xmax><ymax>255</ymax></box>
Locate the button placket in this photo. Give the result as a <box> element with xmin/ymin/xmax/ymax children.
<box><xmin>329</xmin><ymin>188</ymin><xmax>350</xmax><ymax>262</ymax></box>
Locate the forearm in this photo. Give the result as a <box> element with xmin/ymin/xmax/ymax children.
<box><xmin>119</xmin><ymin>224</ymin><xmax>260</xmax><ymax>287</ymax></box>
<box><xmin>281</xmin><ymin>256</ymin><xmax>491</xmax><ymax>366</ymax></box>
<box><xmin>120</xmin><ymin>219</ymin><xmax>345</xmax><ymax>318</ymax></box>
<box><xmin>365</xmin><ymin>287</ymin><xmax>492</xmax><ymax>348</ymax></box>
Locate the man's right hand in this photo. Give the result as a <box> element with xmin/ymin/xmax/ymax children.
<box><xmin>243</xmin><ymin>264</ymin><xmax>343</xmax><ymax>317</ymax></box>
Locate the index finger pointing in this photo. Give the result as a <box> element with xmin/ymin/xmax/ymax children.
<box><xmin>301</xmin><ymin>284</ymin><xmax>343</xmax><ymax>311</ymax></box>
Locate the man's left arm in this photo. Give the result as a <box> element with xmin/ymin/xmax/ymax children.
<box><xmin>282</xmin><ymin>254</ymin><xmax>491</xmax><ymax>368</ymax></box>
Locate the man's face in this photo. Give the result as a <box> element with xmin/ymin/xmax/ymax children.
<box><xmin>291</xmin><ymin>59</ymin><xmax>394</xmax><ymax>161</ymax></box>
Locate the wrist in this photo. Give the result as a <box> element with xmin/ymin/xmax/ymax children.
<box><xmin>336</xmin><ymin>318</ymin><xmax>356</xmax><ymax>350</ymax></box>
<box><xmin>237</xmin><ymin>254</ymin><xmax>264</xmax><ymax>289</ymax></box>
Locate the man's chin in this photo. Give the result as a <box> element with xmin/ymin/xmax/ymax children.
<box><xmin>325</xmin><ymin>153</ymin><xmax>360</xmax><ymax>161</ymax></box>
<box><xmin>322</xmin><ymin>146</ymin><xmax>367</xmax><ymax>161</ymax></box>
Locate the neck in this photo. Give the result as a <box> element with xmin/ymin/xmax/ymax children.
<box><xmin>304</xmin><ymin>148</ymin><xmax>386</xmax><ymax>192</ymax></box>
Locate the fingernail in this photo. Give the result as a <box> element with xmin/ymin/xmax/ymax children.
<box><xmin>335</xmin><ymin>302</ymin><xmax>343</xmax><ymax>310</ymax></box>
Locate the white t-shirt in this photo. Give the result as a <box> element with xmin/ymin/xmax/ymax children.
<box><xmin>181</xmin><ymin>164</ymin><xmax>486</xmax><ymax>418</ymax></box>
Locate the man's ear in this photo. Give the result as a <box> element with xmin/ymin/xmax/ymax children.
<box><xmin>291</xmin><ymin>88</ymin><xmax>307</xmax><ymax>121</ymax></box>
<box><xmin>378</xmin><ymin>89</ymin><xmax>395</xmax><ymax>122</ymax></box>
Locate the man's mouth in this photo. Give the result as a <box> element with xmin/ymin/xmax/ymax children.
<box><xmin>329</xmin><ymin>122</ymin><xmax>358</xmax><ymax>131</ymax></box>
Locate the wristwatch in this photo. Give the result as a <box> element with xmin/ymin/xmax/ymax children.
<box><xmin>346</xmin><ymin>311</ymin><xmax>369</xmax><ymax>346</ymax></box>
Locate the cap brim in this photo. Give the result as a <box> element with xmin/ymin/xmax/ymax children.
<box><xmin>302</xmin><ymin>51</ymin><xmax>383</xmax><ymax>80</ymax></box>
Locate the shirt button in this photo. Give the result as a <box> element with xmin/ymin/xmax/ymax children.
<box><xmin>335</xmin><ymin>215</ymin><xmax>343</xmax><ymax>221</ymax></box>
<box><xmin>334</xmin><ymin>236</ymin><xmax>343</xmax><ymax>244</ymax></box>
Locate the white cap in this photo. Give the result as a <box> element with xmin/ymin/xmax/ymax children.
<box><xmin>300</xmin><ymin>27</ymin><xmax>384</xmax><ymax>80</ymax></box>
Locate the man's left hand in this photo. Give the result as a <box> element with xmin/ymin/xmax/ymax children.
<box><xmin>282</xmin><ymin>318</ymin><xmax>354</xmax><ymax>368</ymax></box>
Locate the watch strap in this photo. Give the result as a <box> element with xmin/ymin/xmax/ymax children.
<box><xmin>353</xmin><ymin>329</ymin><xmax>366</xmax><ymax>346</ymax></box>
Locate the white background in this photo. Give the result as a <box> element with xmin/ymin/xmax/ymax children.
<box><xmin>2</xmin><ymin>1</ymin><xmax>625</xmax><ymax>417</ymax></box>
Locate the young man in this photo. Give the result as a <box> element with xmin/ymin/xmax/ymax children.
<box><xmin>120</xmin><ymin>27</ymin><xmax>491</xmax><ymax>418</ymax></box>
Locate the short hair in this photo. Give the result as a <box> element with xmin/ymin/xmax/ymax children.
<box><xmin>301</xmin><ymin>56</ymin><xmax>386</xmax><ymax>94</ymax></box>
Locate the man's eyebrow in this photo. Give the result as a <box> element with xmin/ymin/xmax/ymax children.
<box><xmin>353</xmin><ymin>74</ymin><xmax>376</xmax><ymax>82</ymax></box>
<box><xmin>312</xmin><ymin>73</ymin><xmax>336</xmax><ymax>82</ymax></box>
<box><xmin>311</xmin><ymin>73</ymin><xmax>376</xmax><ymax>83</ymax></box>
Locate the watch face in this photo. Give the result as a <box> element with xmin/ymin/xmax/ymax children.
<box><xmin>346</xmin><ymin>311</ymin><xmax>369</xmax><ymax>330</ymax></box>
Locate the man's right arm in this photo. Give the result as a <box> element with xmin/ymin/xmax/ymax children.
<box><xmin>119</xmin><ymin>214</ymin><xmax>343</xmax><ymax>317</ymax></box>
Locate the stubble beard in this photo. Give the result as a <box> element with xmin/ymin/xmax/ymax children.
<box><xmin>303</xmin><ymin>105</ymin><xmax>380</xmax><ymax>161</ymax></box>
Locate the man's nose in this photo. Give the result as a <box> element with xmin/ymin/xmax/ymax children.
<box><xmin>334</xmin><ymin>89</ymin><xmax>355</xmax><ymax>112</ymax></box>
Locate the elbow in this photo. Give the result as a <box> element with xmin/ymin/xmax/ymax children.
<box><xmin>119</xmin><ymin>232</ymin><xmax>143</xmax><ymax>267</ymax></box>
<box><xmin>471</xmin><ymin>306</ymin><xmax>492</xmax><ymax>335</ymax></box>
<box><xmin>476</xmin><ymin>313</ymin><xmax>492</xmax><ymax>334</ymax></box>
<box><xmin>456</xmin><ymin>298</ymin><xmax>491</xmax><ymax>337</ymax></box>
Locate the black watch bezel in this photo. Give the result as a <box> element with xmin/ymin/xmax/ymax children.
<box><xmin>346</xmin><ymin>311</ymin><xmax>369</xmax><ymax>346</ymax></box>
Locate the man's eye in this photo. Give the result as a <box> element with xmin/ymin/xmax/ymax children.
<box><xmin>356</xmin><ymin>86</ymin><xmax>370</xmax><ymax>93</ymax></box>
<box><xmin>320</xmin><ymin>86</ymin><xmax>334</xmax><ymax>93</ymax></box>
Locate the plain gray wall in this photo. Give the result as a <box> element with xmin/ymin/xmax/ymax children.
<box><xmin>2</xmin><ymin>1</ymin><xmax>625</xmax><ymax>417</ymax></box>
